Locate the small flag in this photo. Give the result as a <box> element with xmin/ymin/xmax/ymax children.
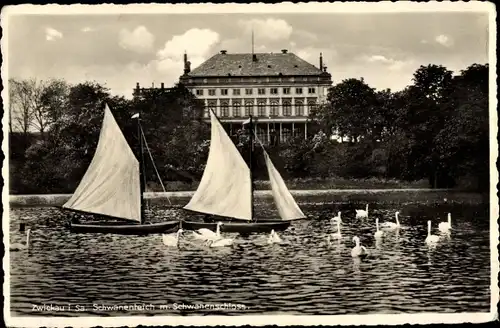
<box><xmin>242</xmin><ymin>118</ymin><xmax>251</xmax><ymax>125</ymax></box>
<box><xmin>131</xmin><ymin>113</ymin><xmax>140</xmax><ymax>119</ymax></box>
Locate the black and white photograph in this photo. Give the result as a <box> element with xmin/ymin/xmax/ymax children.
<box><xmin>2</xmin><ymin>2</ymin><xmax>498</xmax><ymax>327</ymax></box>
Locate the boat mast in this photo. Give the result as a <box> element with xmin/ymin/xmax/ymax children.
<box><xmin>249</xmin><ymin>115</ymin><xmax>254</xmax><ymax>221</ymax></box>
<box><xmin>136</xmin><ymin>115</ymin><xmax>146</xmax><ymax>224</ymax></box>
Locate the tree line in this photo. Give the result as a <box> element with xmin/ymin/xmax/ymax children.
<box><xmin>8</xmin><ymin>63</ymin><xmax>489</xmax><ymax>194</ymax></box>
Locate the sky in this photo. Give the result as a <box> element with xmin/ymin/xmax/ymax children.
<box><xmin>5</xmin><ymin>7</ymin><xmax>490</xmax><ymax>98</ymax></box>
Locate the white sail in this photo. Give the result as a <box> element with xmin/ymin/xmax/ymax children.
<box><xmin>183</xmin><ymin>110</ymin><xmax>252</xmax><ymax>220</ymax></box>
<box><xmin>263</xmin><ymin>150</ymin><xmax>306</xmax><ymax>221</ymax></box>
<box><xmin>63</xmin><ymin>104</ymin><xmax>141</xmax><ymax>222</ymax></box>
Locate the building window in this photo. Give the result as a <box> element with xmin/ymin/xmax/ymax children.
<box><xmin>308</xmin><ymin>100</ymin><xmax>317</xmax><ymax>113</ymax></box>
<box><xmin>245</xmin><ymin>88</ymin><xmax>253</xmax><ymax>95</ymax></box>
<box><xmin>308</xmin><ymin>87</ymin><xmax>316</xmax><ymax>94</ymax></box>
<box><xmin>295</xmin><ymin>87</ymin><xmax>303</xmax><ymax>94</ymax></box>
<box><xmin>245</xmin><ymin>101</ymin><xmax>254</xmax><ymax>116</ymax></box>
<box><xmin>207</xmin><ymin>100</ymin><xmax>217</xmax><ymax>116</ymax></box>
<box><xmin>221</xmin><ymin>101</ymin><xmax>229</xmax><ymax>117</ymax></box>
<box><xmin>233</xmin><ymin>89</ymin><xmax>240</xmax><ymax>96</ymax></box>
<box><xmin>233</xmin><ymin>102</ymin><xmax>241</xmax><ymax>117</ymax></box>
<box><xmin>208</xmin><ymin>89</ymin><xmax>216</xmax><ymax>96</ymax></box>
<box><xmin>196</xmin><ymin>89</ymin><xmax>204</xmax><ymax>96</ymax></box>
<box><xmin>295</xmin><ymin>100</ymin><xmax>304</xmax><ymax>116</ymax></box>
<box><xmin>283</xmin><ymin>88</ymin><xmax>290</xmax><ymax>95</ymax></box>
<box><xmin>270</xmin><ymin>88</ymin><xmax>278</xmax><ymax>95</ymax></box>
<box><xmin>270</xmin><ymin>100</ymin><xmax>279</xmax><ymax>116</ymax></box>
<box><xmin>258</xmin><ymin>88</ymin><xmax>266</xmax><ymax>95</ymax></box>
<box><xmin>221</xmin><ymin>89</ymin><xmax>228</xmax><ymax>96</ymax></box>
<box><xmin>257</xmin><ymin>101</ymin><xmax>266</xmax><ymax>117</ymax></box>
<box><xmin>283</xmin><ymin>100</ymin><xmax>291</xmax><ymax>116</ymax></box>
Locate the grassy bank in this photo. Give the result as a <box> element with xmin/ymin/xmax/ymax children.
<box><xmin>9</xmin><ymin>189</ymin><xmax>489</xmax><ymax>207</ymax></box>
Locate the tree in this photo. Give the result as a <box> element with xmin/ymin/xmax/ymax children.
<box><xmin>433</xmin><ymin>64</ymin><xmax>489</xmax><ymax>190</ymax></box>
<box><xmin>129</xmin><ymin>83</ymin><xmax>208</xmax><ymax>184</ymax></box>
<box><xmin>38</xmin><ymin>79</ymin><xmax>71</xmax><ymax>134</ymax></box>
<box><xmin>9</xmin><ymin>78</ymin><xmax>34</xmax><ymax>136</ymax></box>
<box><xmin>311</xmin><ymin>78</ymin><xmax>380</xmax><ymax>143</ymax></box>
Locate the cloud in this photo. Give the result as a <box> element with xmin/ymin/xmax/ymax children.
<box><xmin>118</xmin><ymin>26</ymin><xmax>155</xmax><ymax>53</ymax></box>
<box><xmin>156</xmin><ymin>28</ymin><xmax>219</xmax><ymax>78</ymax></box>
<box><xmin>157</xmin><ymin>28</ymin><xmax>219</xmax><ymax>60</ymax></box>
<box><xmin>435</xmin><ymin>34</ymin><xmax>454</xmax><ymax>47</ymax></box>
<box><xmin>296</xmin><ymin>47</ymin><xmax>337</xmax><ymax>69</ymax></box>
<box><xmin>238</xmin><ymin>18</ymin><xmax>293</xmax><ymax>41</ymax></box>
<box><xmin>367</xmin><ymin>55</ymin><xmax>392</xmax><ymax>64</ymax></box>
<box><xmin>293</xmin><ymin>30</ymin><xmax>318</xmax><ymax>42</ymax></box>
<box><xmin>81</xmin><ymin>27</ymin><xmax>95</xmax><ymax>33</ymax></box>
<box><xmin>45</xmin><ymin>27</ymin><xmax>63</xmax><ymax>41</ymax></box>
<box><xmin>364</xmin><ymin>54</ymin><xmax>412</xmax><ymax>71</ymax></box>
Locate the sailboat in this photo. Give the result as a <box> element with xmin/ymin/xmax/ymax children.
<box><xmin>181</xmin><ymin>109</ymin><xmax>306</xmax><ymax>233</ymax></box>
<box><xmin>61</xmin><ymin>104</ymin><xmax>179</xmax><ymax>235</ymax></box>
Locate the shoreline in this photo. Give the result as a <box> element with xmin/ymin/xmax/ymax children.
<box><xmin>8</xmin><ymin>188</ymin><xmax>489</xmax><ymax>207</ymax></box>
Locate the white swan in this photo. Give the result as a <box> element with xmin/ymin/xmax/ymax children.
<box><xmin>162</xmin><ymin>228</ymin><xmax>183</xmax><ymax>247</ymax></box>
<box><xmin>381</xmin><ymin>211</ymin><xmax>401</xmax><ymax>230</ymax></box>
<box><xmin>330</xmin><ymin>220</ymin><xmax>342</xmax><ymax>239</ymax></box>
<box><xmin>331</xmin><ymin>211</ymin><xmax>342</xmax><ymax>223</ymax></box>
<box><xmin>267</xmin><ymin>229</ymin><xmax>282</xmax><ymax>244</ymax></box>
<box><xmin>355</xmin><ymin>204</ymin><xmax>369</xmax><ymax>219</ymax></box>
<box><xmin>425</xmin><ymin>220</ymin><xmax>440</xmax><ymax>245</ymax></box>
<box><xmin>351</xmin><ymin>236</ymin><xmax>368</xmax><ymax>257</ymax></box>
<box><xmin>193</xmin><ymin>222</ymin><xmax>223</xmax><ymax>241</ymax></box>
<box><xmin>438</xmin><ymin>213</ymin><xmax>452</xmax><ymax>233</ymax></box>
<box><xmin>206</xmin><ymin>237</ymin><xmax>234</xmax><ymax>247</ymax></box>
<box><xmin>10</xmin><ymin>229</ymin><xmax>31</xmax><ymax>251</ymax></box>
<box><xmin>374</xmin><ymin>218</ymin><xmax>384</xmax><ymax>239</ymax></box>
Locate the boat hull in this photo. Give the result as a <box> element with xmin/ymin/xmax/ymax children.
<box><xmin>181</xmin><ymin>220</ymin><xmax>290</xmax><ymax>233</ymax></box>
<box><xmin>69</xmin><ymin>221</ymin><xmax>180</xmax><ymax>235</ymax></box>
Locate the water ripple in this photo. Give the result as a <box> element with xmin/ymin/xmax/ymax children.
<box><xmin>8</xmin><ymin>202</ymin><xmax>490</xmax><ymax>316</ymax></box>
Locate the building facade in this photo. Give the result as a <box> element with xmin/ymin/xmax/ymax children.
<box><xmin>178</xmin><ymin>49</ymin><xmax>333</xmax><ymax>144</ymax></box>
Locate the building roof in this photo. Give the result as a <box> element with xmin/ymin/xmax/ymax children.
<box><xmin>187</xmin><ymin>52</ymin><xmax>325</xmax><ymax>77</ymax></box>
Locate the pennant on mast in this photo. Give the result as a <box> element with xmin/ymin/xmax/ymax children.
<box><xmin>183</xmin><ymin>110</ymin><xmax>252</xmax><ymax>221</ymax></box>
<box><xmin>62</xmin><ymin>104</ymin><xmax>141</xmax><ymax>222</ymax></box>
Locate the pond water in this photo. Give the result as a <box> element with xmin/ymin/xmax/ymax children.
<box><xmin>8</xmin><ymin>198</ymin><xmax>492</xmax><ymax>316</ymax></box>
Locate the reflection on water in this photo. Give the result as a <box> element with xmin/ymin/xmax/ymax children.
<box><xmin>8</xmin><ymin>200</ymin><xmax>491</xmax><ymax>316</ymax></box>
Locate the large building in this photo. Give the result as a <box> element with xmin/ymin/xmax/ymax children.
<box><xmin>179</xmin><ymin>49</ymin><xmax>333</xmax><ymax>143</ymax></box>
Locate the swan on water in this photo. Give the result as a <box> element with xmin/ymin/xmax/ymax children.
<box><xmin>355</xmin><ymin>204</ymin><xmax>369</xmax><ymax>219</ymax></box>
<box><xmin>351</xmin><ymin>236</ymin><xmax>368</xmax><ymax>257</ymax></box>
<box><xmin>438</xmin><ymin>213</ymin><xmax>452</xmax><ymax>233</ymax></box>
<box><xmin>267</xmin><ymin>229</ymin><xmax>282</xmax><ymax>244</ymax></box>
<box><xmin>206</xmin><ymin>237</ymin><xmax>234</xmax><ymax>248</ymax></box>
<box><xmin>381</xmin><ymin>211</ymin><xmax>401</xmax><ymax>230</ymax></box>
<box><xmin>374</xmin><ymin>218</ymin><xmax>384</xmax><ymax>239</ymax></box>
<box><xmin>330</xmin><ymin>220</ymin><xmax>342</xmax><ymax>239</ymax></box>
<box><xmin>10</xmin><ymin>228</ymin><xmax>31</xmax><ymax>251</ymax></box>
<box><xmin>331</xmin><ymin>211</ymin><xmax>342</xmax><ymax>223</ymax></box>
<box><xmin>425</xmin><ymin>220</ymin><xmax>440</xmax><ymax>245</ymax></box>
<box><xmin>193</xmin><ymin>222</ymin><xmax>223</xmax><ymax>241</ymax></box>
<box><xmin>162</xmin><ymin>228</ymin><xmax>184</xmax><ymax>247</ymax></box>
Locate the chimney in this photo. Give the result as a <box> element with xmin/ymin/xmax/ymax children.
<box><xmin>161</xmin><ymin>82</ymin><xmax>164</xmax><ymax>89</ymax></box>
<box><xmin>252</xmin><ymin>54</ymin><xmax>257</xmax><ymax>62</ymax></box>
<box><xmin>136</xmin><ymin>82</ymin><xmax>140</xmax><ymax>89</ymax></box>
<box><xmin>323</xmin><ymin>66</ymin><xmax>328</xmax><ymax>73</ymax></box>
<box><xmin>281</xmin><ymin>49</ymin><xmax>288</xmax><ymax>54</ymax></box>
<box><xmin>220</xmin><ymin>50</ymin><xmax>227</xmax><ymax>54</ymax></box>
<box><xmin>184</xmin><ymin>52</ymin><xmax>191</xmax><ymax>74</ymax></box>
<box><xmin>319</xmin><ymin>52</ymin><xmax>323</xmax><ymax>70</ymax></box>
